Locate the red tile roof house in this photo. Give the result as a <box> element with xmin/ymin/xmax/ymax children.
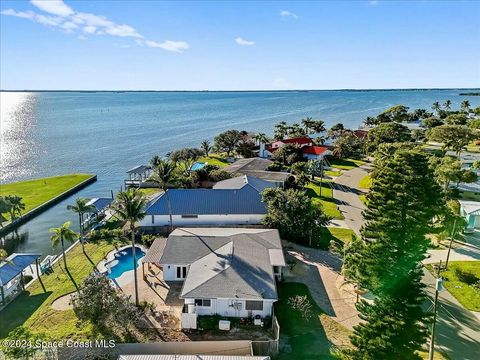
<box><xmin>302</xmin><ymin>145</ymin><xmax>332</xmax><ymax>160</ymax></box>
<box><xmin>260</xmin><ymin>136</ymin><xmax>313</xmax><ymax>159</ymax></box>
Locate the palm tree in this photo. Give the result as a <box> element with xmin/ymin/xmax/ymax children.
<box><xmin>301</xmin><ymin>117</ymin><xmax>314</xmax><ymax>134</ymax></box>
<box><xmin>363</xmin><ymin>116</ymin><xmax>376</xmax><ymax>127</ymax></box>
<box><xmin>310</xmin><ymin>120</ymin><xmax>326</xmax><ymax>134</ymax></box>
<box><xmin>0</xmin><ymin>196</ymin><xmax>12</xmax><ymax>226</ymax></box>
<box><xmin>50</xmin><ymin>221</ymin><xmax>79</xmax><ymax>271</ymax></box>
<box><xmin>431</xmin><ymin>101</ymin><xmax>441</xmax><ymax>114</ymax></box>
<box><xmin>461</xmin><ymin>100</ymin><xmax>471</xmax><ymax>113</ymax></box>
<box><xmin>149</xmin><ymin>160</ymin><xmax>175</xmax><ymax>230</ymax></box>
<box><xmin>5</xmin><ymin>195</ymin><xmax>25</xmax><ymax>220</ymax></box>
<box><xmin>113</xmin><ymin>189</ymin><xmax>146</xmax><ymax>306</ymax></box>
<box><xmin>201</xmin><ymin>140</ymin><xmax>212</xmax><ymax>157</ymax></box>
<box><xmin>274</xmin><ymin>121</ymin><xmax>288</xmax><ymax>139</ymax></box>
<box><xmin>252</xmin><ymin>133</ymin><xmax>270</xmax><ymax>146</ymax></box>
<box><xmin>149</xmin><ymin>154</ymin><xmax>162</xmax><ymax>168</ymax></box>
<box><xmin>67</xmin><ymin>198</ymin><xmax>95</xmax><ymax>254</ymax></box>
<box><xmin>443</xmin><ymin>99</ymin><xmax>452</xmax><ymax>111</ymax></box>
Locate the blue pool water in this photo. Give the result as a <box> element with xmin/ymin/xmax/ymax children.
<box><xmin>190</xmin><ymin>162</ymin><xmax>206</xmax><ymax>171</ymax></box>
<box><xmin>107</xmin><ymin>246</ymin><xmax>145</xmax><ymax>280</ymax></box>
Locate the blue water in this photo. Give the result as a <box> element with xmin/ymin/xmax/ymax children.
<box><xmin>1</xmin><ymin>90</ymin><xmax>479</xmax><ymax>257</ymax></box>
<box><xmin>190</xmin><ymin>162</ymin><xmax>206</xmax><ymax>171</ymax></box>
<box><xmin>107</xmin><ymin>246</ymin><xmax>145</xmax><ymax>280</ymax></box>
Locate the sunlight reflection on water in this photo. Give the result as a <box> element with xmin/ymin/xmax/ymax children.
<box><xmin>0</xmin><ymin>92</ymin><xmax>39</xmax><ymax>181</ymax></box>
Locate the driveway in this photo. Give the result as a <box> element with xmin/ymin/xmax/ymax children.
<box><xmin>333</xmin><ymin>164</ymin><xmax>371</xmax><ymax>236</ymax></box>
<box><xmin>284</xmin><ymin>241</ymin><xmax>360</xmax><ymax>330</ymax></box>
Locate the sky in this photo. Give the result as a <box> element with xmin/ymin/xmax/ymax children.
<box><xmin>0</xmin><ymin>0</ymin><xmax>479</xmax><ymax>90</ymax></box>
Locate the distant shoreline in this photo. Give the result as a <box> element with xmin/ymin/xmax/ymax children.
<box><xmin>1</xmin><ymin>88</ymin><xmax>480</xmax><ymax>93</ymax></box>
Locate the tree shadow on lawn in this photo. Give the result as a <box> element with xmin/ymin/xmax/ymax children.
<box><xmin>275</xmin><ymin>282</ymin><xmax>336</xmax><ymax>360</ymax></box>
<box><xmin>0</xmin><ymin>291</ymin><xmax>52</xmax><ymax>338</ymax></box>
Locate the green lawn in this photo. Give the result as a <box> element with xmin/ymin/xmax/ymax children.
<box><xmin>0</xmin><ymin>174</ymin><xmax>94</xmax><ymax>222</ymax></box>
<box><xmin>305</xmin><ymin>181</ymin><xmax>343</xmax><ymax>219</ymax></box>
<box><xmin>275</xmin><ymin>282</ymin><xmax>341</xmax><ymax>360</ymax></box>
<box><xmin>427</xmin><ymin>261</ymin><xmax>480</xmax><ymax>311</ymax></box>
<box><xmin>320</xmin><ymin>227</ymin><xmax>356</xmax><ymax>248</ymax></box>
<box><xmin>328</xmin><ymin>158</ymin><xmax>366</xmax><ymax>171</ymax></box>
<box><xmin>324</xmin><ymin>170</ymin><xmax>343</xmax><ymax>177</ymax></box>
<box><xmin>358</xmin><ymin>174</ymin><xmax>372</xmax><ymax>189</ymax></box>
<box><xmin>138</xmin><ymin>188</ymin><xmax>160</xmax><ymax>196</ymax></box>
<box><xmin>197</xmin><ymin>154</ymin><xmax>229</xmax><ymax>168</ymax></box>
<box><xmin>0</xmin><ymin>239</ymin><xmax>117</xmax><ymax>340</ymax></box>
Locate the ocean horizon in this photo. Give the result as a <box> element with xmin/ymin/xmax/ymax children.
<box><xmin>1</xmin><ymin>89</ymin><xmax>480</xmax><ymax>257</ymax></box>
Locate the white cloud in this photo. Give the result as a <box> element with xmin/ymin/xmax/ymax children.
<box><xmin>280</xmin><ymin>10</ymin><xmax>298</xmax><ymax>19</ymax></box>
<box><xmin>2</xmin><ymin>0</ymin><xmax>187</xmax><ymax>53</ymax></box>
<box><xmin>30</xmin><ymin>0</ymin><xmax>74</xmax><ymax>16</ymax></box>
<box><xmin>77</xmin><ymin>34</ymin><xmax>87</xmax><ymax>40</ymax></box>
<box><xmin>145</xmin><ymin>40</ymin><xmax>189</xmax><ymax>53</ymax></box>
<box><xmin>235</xmin><ymin>37</ymin><xmax>255</xmax><ymax>46</ymax></box>
<box><xmin>369</xmin><ymin>0</ymin><xmax>379</xmax><ymax>5</ymax></box>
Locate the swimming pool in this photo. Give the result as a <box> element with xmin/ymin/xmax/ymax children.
<box><xmin>106</xmin><ymin>246</ymin><xmax>145</xmax><ymax>280</ymax></box>
<box><xmin>190</xmin><ymin>162</ymin><xmax>206</xmax><ymax>171</ymax></box>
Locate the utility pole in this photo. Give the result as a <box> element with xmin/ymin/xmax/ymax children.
<box><xmin>445</xmin><ymin>218</ymin><xmax>457</xmax><ymax>270</ymax></box>
<box><xmin>428</xmin><ymin>260</ymin><xmax>443</xmax><ymax>360</ymax></box>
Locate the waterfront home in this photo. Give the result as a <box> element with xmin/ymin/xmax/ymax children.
<box><xmin>0</xmin><ymin>253</ymin><xmax>41</xmax><ymax>306</ymax></box>
<box><xmin>144</xmin><ymin>228</ymin><xmax>285</xmax><ymax>320</ymax></box>
<box><xmin>260</xmin><ymin>136</ymin><xmax>313</xmax><ymax>159</ymax></box>
<box><xmin>139</xmin><ymin>175</ymin><xmax>276</xmax><ymax>230</ymax></box>
<box><xmin>224</xmin><ymin>158</ymin><xmax>290</xmax><ymax>187</ymax></box>
<box><xmin>302</xmin><ymin>146</ymin><xmax>332</xmax><ymax>161</ymax></box>
<box><xmin>82</xmin><ymin>197</ymin><xmax>113</xmax><ymax>228</ymax></box>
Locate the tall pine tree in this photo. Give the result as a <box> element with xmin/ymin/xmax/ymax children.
<box><xmin>343</xmin><ymin>147</ymin><xmax>444</xmax><ymax>359</ymax></box>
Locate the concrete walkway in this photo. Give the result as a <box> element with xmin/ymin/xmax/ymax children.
<box><xmin>333</xmin><ymin>165</ymin><xmax>371</xmax><ymax>235</ymax></box>
<box><xmin>284</xmin><ymin>241</ymin><xmax>360</xmax><ymax>330</ymax></box>
<box><xmin>424</xmin><ymin>247</ymin><xmax>480</xmax><ymax>265</ymax></box>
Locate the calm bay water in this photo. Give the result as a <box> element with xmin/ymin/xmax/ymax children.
<box><xmin>1</xmin><ymin>90</ymin><xmax>479</xmax><ymax>257</ymax></box>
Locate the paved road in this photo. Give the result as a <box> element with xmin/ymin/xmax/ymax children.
<box><xmin>424</xmin><ymin>247</ymin><xmax>480</xmax><ymax>265</ymax></box>
<box><xmin>333</xmin><ymin>164</ymin><xmax>371</xmax><ymax>236</ymax></box>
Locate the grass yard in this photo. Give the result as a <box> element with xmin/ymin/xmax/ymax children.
<box><xmin>0</xmin><ymin>239</ymin><xmax>118</xmax><ymax>340</ymax></box>
<box><xmin>320</xmin><ymin>227</ymin><xmax>356</xmax><ymax>249</ymax></box>
<box><xmin>138</xmin><ymin>187</ymin><xmax>160</xmax><ymax>196</ymax></box>
<box><xmin>427</xmin><ymin>261</ymin><xmax>480</xmax><ymax>311</ymax></box>
<box><xmin>324</xmin><ymin>170</ymin><xmax>343</xmax><ymax>177</ymax></box>
<box><xmin>275</xmin><ymin>282</ymin><xmax>344</xmax><ymax>360</ymax></box>
<box><xmin>328</xmin><ymin>158</ymin><xmax>366</xmax><ymax>171</ymax></box>
<box><xmin>358</xmin><ymin>174</ymin><xmax>372</xmax><ymax>189</ymax></box>
<box><xmin>0</xmin><ymin>174</ymin><xmax>94</xmax><ymax>222</ymax></box>
<box><xmin>197</xmin><ymin>154</ymin><xmax>229</xmax><ymax>168</ymax></box>
<box><xmin>305</xmin><ymin>181</ymin><xmax>343</xmax><ymax>219</ymax></box>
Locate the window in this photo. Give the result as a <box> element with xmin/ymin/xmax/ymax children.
<box><xmin>194</xmin><ymin>299</ymin><xmax>211</xmax><ymax>307</ymax></box>
<box><xmin>181</xmin><ymin>214</ymin><xmax>198</xmax><ymax>218</ymax></box>
<box><xmin>176</xmin><ymin>266</ymin><xmax>187</xmax><ymax>279</ymax></box>
<box><xmin>246</xmin><ymin>301</ymin><xmax>264</xmax><ymax>311</ymax></box>
<box><xmin>151</xmin><ymin>215</ymin><xmax>154</xmax><ymax>224</ymax></box>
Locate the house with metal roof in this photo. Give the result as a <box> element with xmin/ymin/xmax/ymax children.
<box><xmin>139</xmin><ymin>175</ymin><xmax>276</xmax><ymax>229</ymax></box>
<box><xmin>143</xmin><ymin>228</ymin><xmax>285</xmax><ymax>321</ymax></box>
<box><xmin>0</xmin><ymin>253</ymin><xmax>41</xmax><ymax>305</ymax></box>
<box><xmin>459</xmin><ymin>200</ymin><xmax>480</xmax><ymax>230</ymax></box>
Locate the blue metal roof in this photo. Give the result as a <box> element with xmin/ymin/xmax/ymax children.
<box><xmin>88</xmin><ymin>198</ymin><xmax>113</xmax><ymax>213</ymax></box>
<box><xmin>145</xmin><ymin>186</ymin><xmax>267</xmax><ymax>215</ymax></box>
<box><xmin>0</xmin><ymin>253</ymin><xmax>41</xmax><ymax>286</ymax></box>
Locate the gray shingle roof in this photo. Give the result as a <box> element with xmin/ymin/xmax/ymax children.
<box><xmin>143</xmin><ymin>237</ymin><xmax>167</xmax><ymax>263</ymax></box>
<box><xmin>224</xmin><ymin>158</ymin><xmax>273</xmax><ymax>173</ymax></box>
<box><xmin>213</xmin><ymin>175</ymin><xmax>274</xmax><ymax>192</ymax></box>
<box><xmin>145</xmin><ymin>186</ymin><xmax>266</xmax><ymax>216</ymax></box>
<box><xmin>159</xmin><ymin>228</ymin><xmax>284</xmax><ymax>300</ymax></box>
<box><xmin>126</xmin><ymin>164</ymin><xmax>151</xmax><ymax>174</ymax></box>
